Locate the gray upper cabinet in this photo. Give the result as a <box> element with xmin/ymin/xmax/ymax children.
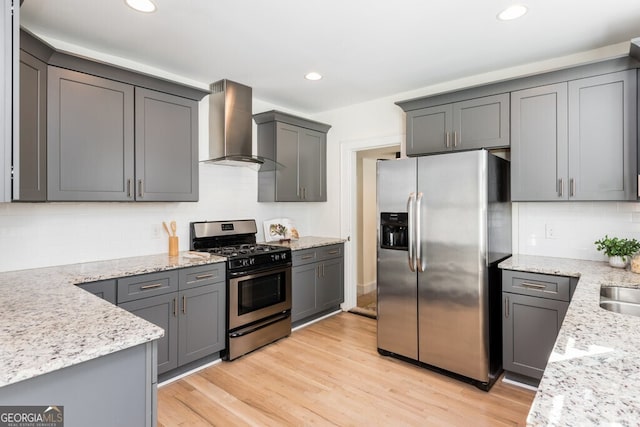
<box><xmin>1</xmin><ymin>1</ymin><xmax>17</xmax><ymax>203</ymax></box>
<box><xmin>511</xmin><ymin>70</ymin><xmax>637</xmax><ymax>201</ymax></box>
<box><xmin>134</xmin><ymin>88</ymin><xmax>198</xmax><ymax>201</ymax></box>
<box><xmin>47</xmin><ymin>66</ymin><xmax>135</xmax><ymax>201</ymax></box>
<box><xmin>18</xmin><ymin>51</ymin><xmax>47</xmax><ymax>201</ymax></box>
<box><xmin>254</xmin><ymin>110</ymin><xmax>331</xmax><ymax>202</ymax></box>
<box><xmin>511</xmin><ymin>83</ymin><xmax>568</xmax><ymax>201</ymax></box>
<box><xmin>406</xmin><ymin>93</ymin><xmax>509</xmax><ymax>156</ymax></box>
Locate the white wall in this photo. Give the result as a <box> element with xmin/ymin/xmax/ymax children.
<box><xmin>0</xmin><ymin>39</ymin><xmax>635</xmax><ymax>272</ymax></box>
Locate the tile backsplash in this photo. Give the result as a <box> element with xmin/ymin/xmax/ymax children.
<box><xmin>515</xmin><ymin>202</ymin><xmax>640</xmax><ymax>261</ymax></box>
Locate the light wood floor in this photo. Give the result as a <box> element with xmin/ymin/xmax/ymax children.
<box><xmin>158</xmin><ymin>313</ymin><xmax>535</xmax><ymax>426</ymax></box>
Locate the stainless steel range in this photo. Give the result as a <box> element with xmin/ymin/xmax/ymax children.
<box><xmin>190</xmin><ymin>219</ymin><xmax>292</xmax><ymax>361</ymax></box>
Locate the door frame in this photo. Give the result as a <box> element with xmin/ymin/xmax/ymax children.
<box><xmin>339</xmin><ymin>135</ymin><xmax>403</xmax><ymax>310</ymax></box>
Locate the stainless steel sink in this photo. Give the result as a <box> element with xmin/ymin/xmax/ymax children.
<box><xmin>600</xmin><ymin>287</ymin><xmax>640</xmax><ymax>317</ymax></box>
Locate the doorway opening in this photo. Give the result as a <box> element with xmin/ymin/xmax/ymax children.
<box><xmin>349</xmin><ymin>146</ymin><xmax>399</xmax><ymax>318</ymax></box>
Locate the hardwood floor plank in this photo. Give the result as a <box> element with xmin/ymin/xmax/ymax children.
<box><xmin>158</xmin><ymin>313</ymin><xmax>535</xmax><ymax>426</ymax></box>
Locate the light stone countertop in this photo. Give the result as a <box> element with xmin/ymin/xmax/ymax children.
<box><xmin>0</xmin><ymin>251</ymin><xmax>225</xmax><ymax>388</ymax></box>
<box><xmin>499</xmin><ymin>254</ymin><xmax>640</xmax><ymax>426</ymax></box>
<box><xmin>265</xmin><ymin>236</ymin><xmax>346</xmax><ymax>251</ymax></box>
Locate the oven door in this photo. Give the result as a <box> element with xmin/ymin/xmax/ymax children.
<box><xmin>228</xmin><ymin>265</ymin><xmax>292</xmax><ymax>330</ymax></box>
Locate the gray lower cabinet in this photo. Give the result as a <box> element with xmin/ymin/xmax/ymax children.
<box><xmin>0</xmin><ymin>342</ymin><xmax>157</xmax><ymax>427</ymax></box>
<box><xmin>117</xmin><ymin>264</ymin><xmax>225</xmax><ymax>375</ymax></box>
<box><xmin>511</xmin><ymin>69</ymin><xmax>637</xmax><ymax>201</ymax></box>
<box><xmin>254</xmin><ymin>110</ymin><xmax>331</xmax><ymax>202</ymax></box>
<box><xmin>77</xmin><ymin>279</ymin><xmax>117</xmax><ymax>304</ymax></box>
<box><xmin>291</xmin><ymin>244</ymin><xmax>344</xmax><ymax>323</ymax></box>
<box><xmin>502</xmin><ymin>270</ymin><xmax>576</xmax><ymax>382</ymax></box>
<box><xmin>18</xmin><ymin>50</ymin><xmax>47</xmax><ymax>201</ymax></box>
<box><xmin>406</xmin><ymin>93</ymin><xmax>509</xmax><ymax>156</ymax></box>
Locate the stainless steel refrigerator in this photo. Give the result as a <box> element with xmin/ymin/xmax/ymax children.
<box><xmin>376</xmin><ymin>150</ymin><xmax>511</xmax><ymax>390</ymax></box>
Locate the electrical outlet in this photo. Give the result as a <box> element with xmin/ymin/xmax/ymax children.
<box><xmin>152</xmin><ymin>224</ymin><xmax>162</xmax><ymax>239</ymax></box>
<box><xmin>545</xmin><ymin>224</ymin><xmax>557</xmax><ymax>239</ymax></box>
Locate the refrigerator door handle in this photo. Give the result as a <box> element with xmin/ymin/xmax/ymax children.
<box><xmin>415</xmin><ymin>192</ymin><xmax>425</xmax><ymax>272</ymax></box>
<box><xmin>407</xmin><ymin>192</ymin><xmax>417</xmax><ymax>272</ymax></box>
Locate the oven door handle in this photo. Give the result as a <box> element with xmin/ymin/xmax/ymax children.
<box><xmin>229</xmin><ymin>312</ymin><xmax>291</xmax><ymax>338</ymax></box>
<box><xmin>228</xmin><ymin>263</ymin><xmax>292</xmax><ymax>278</ymax></box>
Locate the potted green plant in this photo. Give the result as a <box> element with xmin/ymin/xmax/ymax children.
<box><xmin>594</xmin><ymin>235</ymin><xmax>640</xmax><ymax>268</ymax></box>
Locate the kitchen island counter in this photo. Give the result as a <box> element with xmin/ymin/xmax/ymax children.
<box><xmin>0</xmin><ymin>251</ymin><xmax>225</xmax><ymax>388</ymax></box>
<box><xmin>499</xmin><ymin>255</ymin><xmax>640</xmax><ymax>426</ymax></box>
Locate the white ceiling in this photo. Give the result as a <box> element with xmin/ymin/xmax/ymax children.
<box><xmin>20</xmin><ymin>0</ymin><xmax>640</xmax><ymax>114</ymax></box>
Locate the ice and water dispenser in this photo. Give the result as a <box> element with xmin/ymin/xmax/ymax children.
<box><xmin>379</xmin><ymin>212</ymin><xmax>408</xmax><ymax>250</ymax></box>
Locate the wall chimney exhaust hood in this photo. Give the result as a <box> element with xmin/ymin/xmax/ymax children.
<box><xmin>204</xmin><ymin>79</ymin><xmax>273</xmax><ymax>168</ymax></box>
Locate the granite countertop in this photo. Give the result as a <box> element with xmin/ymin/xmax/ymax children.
<box><xmin>0</xmin><ymin>251</ymin><xmax>225</xmax><ymax>388</ymax></box>
<box><xmin>499</xmin><ymin>254</ymin><xmax>640</xmax><ymax>426</ymax></box>
<box><xmin>266</xmin><ymin>236</ymin><xmax>346</xmax><ymax>251</ymax></box>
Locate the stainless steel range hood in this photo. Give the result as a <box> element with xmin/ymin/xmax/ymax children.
<box><xmin>204</xmin><ymin>79</ymin><xmax>271</xmax><ymax>167</ymax></box>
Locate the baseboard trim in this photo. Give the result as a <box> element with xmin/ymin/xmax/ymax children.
<box><xmin>501</xmin><ymin>376</ymin><xmax>539</xmax><ymax>392</ymax></box>
<box><xmin>292</xmin><ymin>309</ymin><xmax>343</xmax><ymax>332</ymax></box>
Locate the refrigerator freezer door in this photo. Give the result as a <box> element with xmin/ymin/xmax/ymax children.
<box><xmin>376</xmin><ymin>158</ymin><xmax>418</xmax><ymax>360</ymax></box>
<box><xmin>417</xmin><ymin>150</ymin><xmax>490</xmax><ymax>382</ymax></box>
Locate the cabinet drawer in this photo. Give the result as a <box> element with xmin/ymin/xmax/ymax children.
<box><xmin>117</xmin><ymin>270</ymin><xmax>179</xmax><ymax>303</ymax></box>
<box><xmin>293</xmin><ymin>248</ymin><xmax>318</xmax><ymax>266</ymax></box>
<box><xmin>179</xmin><ymin>263</ymin><xmax>225</xmax><ymax>291</ymax></box>
<box><xmin>318</xmin><ymin>244</ymin><xmax>343</xmax><ymax>261</ymax></box>
<box><xmin>502</xmin><ymin>270</ymin><xmax>572</xmax><ymax>301</ymax></box>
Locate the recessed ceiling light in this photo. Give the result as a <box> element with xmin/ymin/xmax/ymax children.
<box><xmin>305</xmin><ymin>72</ymin><xmax>323</xmax><ymax>81</ymax></box>
<box><xmin>125</xmin><ymin>0</ymin><xmax>156</xmax><ymax>13</ymax></box>
<box><xmin>497</xmin><ymin>4</ymin><xmax>527</xmax><ymax>21</ymax></box>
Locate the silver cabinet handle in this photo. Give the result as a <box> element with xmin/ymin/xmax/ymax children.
<box><xmin>520</xmin><ymin>282</ymin><xmax>547</xmax><ymax>290</ymax></box>
<box><xmin>505</xmin><ymin>296</ymin><xmax>510</xmax><ymax>319</ymax></box>
<box><xmin>301</xmin><ymin>254</ymin><xmax>314</xmax><ymax>260</ymax></box>
<box><xmin>182</xmin><ymin>295</ymin><xmax>186</xmax><ymax>314</ymax></box>
<box><xmin>173</xmin><ymin>297</ymin><xmax>177</xmax><ymax>317</ymax></box>
<box><xmin>558</xmin><ymin>178</ymin><xmax>564</xmax><ymax>197</ymax></box>
<box><xmin>445</xmin><ymin>132</ymin><xmax>450</xmax><ymax>148</ymax></box>
<box><xmin>327</xmin><ymin>250</ymin><xmax>339</xmax><ymax>255</ymax></box>
<box><xmin>407</xmin><ymin>192</ymin><xmax>416</xmax><ymax>272</ymax></box>
<box><xmin>127</xmin><ymin>179</ymin><xmax>132</xmax><ymax>198</ymax></box>
<box><xmin>415</xmin><ymin>192</ymin><xmax>425</xmax><ymax>273</ymax></box>
<box><xmin>140</xmin><ymin>283</ymin><xmax>162</xmax><ymax>290</ymax></box>
<box><xmin>194</xmin><ymin>273</ymin><xmax>214</xmax><ymax>280</ymax></box>
<box><xmin>637</xmin><ymin>175</ymin><xmax>640</xmax><ymax>198</ymax></box>
<box><xmin>138</xmin><ymin>179</ymin><xmax>144</xmax><ymax>198</ymax></box>
<box><xmin>453</xmin><ymin>131</ymin><xmax>458</xmax><ymax>147</ymax></box>
<box><xmin>570</xmin><ymin>178</ymin><xmax>575</xmax><ymax>198</ymax></box>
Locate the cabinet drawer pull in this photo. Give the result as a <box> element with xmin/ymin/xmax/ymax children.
<box><xmin>520</xmin><ymin>282</ymin><xmax>547</xmax><ymax>290</ymax></box>
<box><xmin>140</xmin><ymin>283</ymin><xmax>163</xmax><ymax>290</ymax></box>
<box><xmin>327</xmin><ymin>250</ymin><xmax>339</xmax><ymax>255</ymax></box>
<box><xmin>301</xmin><ymin>255</ymin><xmax>314</xmax><ymax>260</ymax></box>
<box><xmin>194</xmin><ymin>273</ymin><xmax>214</xmax><ymax>280</ymax></box>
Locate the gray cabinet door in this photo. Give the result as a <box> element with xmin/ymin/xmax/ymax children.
<box><xmin>78</xmin><ymin>279</ymin><xmax>117</xmax><ymax>305</ymax></box>
<box><xmin>406</xmin><ymin>104</ymin><xmax>452</xmax><ymax>155</ymax></box>
<box><xmin>177</xmin><ymin>282</ymin><xmax>225</xmax><ymax>365</ymax></box>
<box><xmin>275</xmin><ymin>122</ymin><xmax>301</xmax><ymax>201</ymax></box>
<box><xmin>317</xmin><ymin>257</ymin><xmax>344</xmax><ymax>310</ymax></box>
<box><xmin>134</xmin><ymin>88</ymin><xmax>198</xmax><ymax>201</ymax></box>
<box><xmin>511</xmin><ymin>83</ymin><xmax>569</xmax><ymax>201</ymax></box>
<box><xmin>291</xmin><ymin>263</ymin><xmax>318</xmax><ymax>322</ymax></box>
<box><xmin>120</xmin><ymin>292</ymin><xmax>178</xmax><ymax>375</ymax></box>
<box><xmin>299</xmin><ymin>127</ymin><xmax>326</xmax><ymax>201</ymax></box>
<box><xmin>502</xmin><ymin>292</ymin><xmax>568</xmax><ymax>380</ymax></box>
<box><xmin>47</xmin><ymin>66</ymin><xmax>135</xmax><ymax>201</ymax></box>
<box><xmin>18</xmin><ymin>51</ymin><xmax>47</xmax><ymax>201</ymax></box>
<box><xmin>568</xmin><ymin>70</ymin><xmax>637</xmax><ymax>201</ymax></box>
<box><xmin>453</xmin><ymin>93</ymin><xmax>509</xmax><ymax>151</ymax></box>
